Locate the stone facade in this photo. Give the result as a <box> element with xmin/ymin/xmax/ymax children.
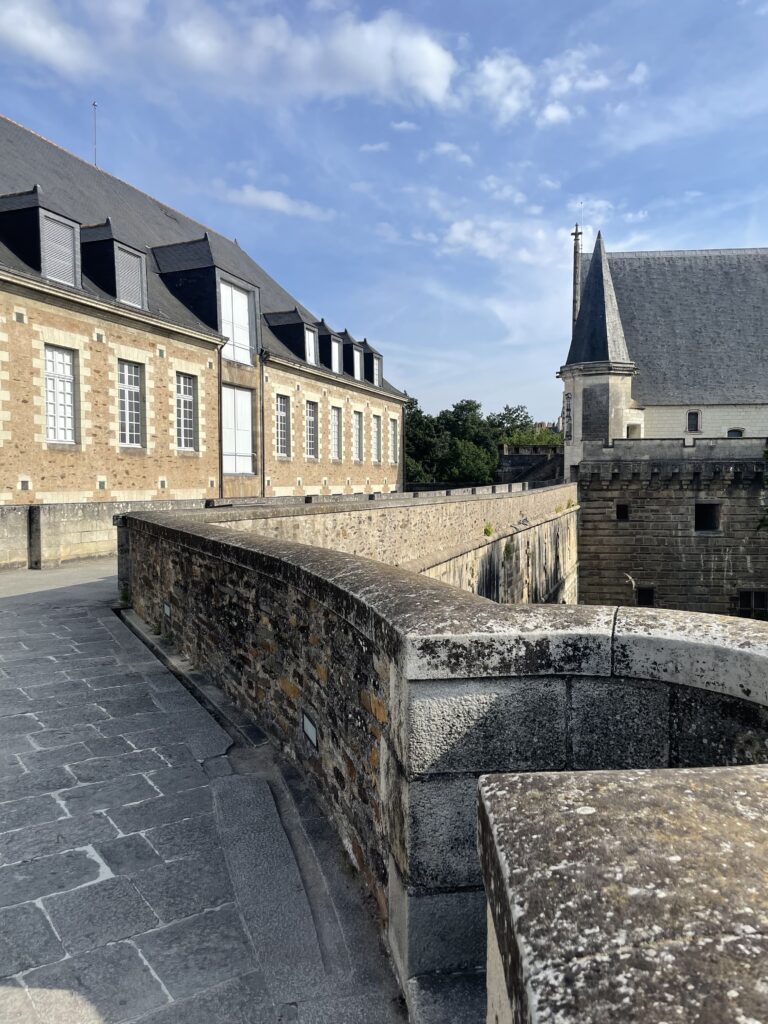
<box><xmin>0</xmin><ymin>279</ymin><xmax>220</xmax><ymax>506</ymax></box>
<box><xmin>577</xmin><ymin>439</ymin><xmax>768</xmax><ymax>614</ymax></box>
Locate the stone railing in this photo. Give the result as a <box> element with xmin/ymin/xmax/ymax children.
<box><xmin>118</xmin><ymin>509</ymin><xmax>768</xmax><ymax>1021</ymax></box>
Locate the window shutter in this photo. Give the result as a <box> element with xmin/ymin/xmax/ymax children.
<box><xmin>42</xmin><ymin>215</ymin><xmax>76</xmax><ymax>286</ymax></box>
<box><xmin>116</xmin><ymin>247</ymin><xmax>144</xmax><ymax>307</ymax></box>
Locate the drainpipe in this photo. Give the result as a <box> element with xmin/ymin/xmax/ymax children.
<box><xmin>217</xmin><ymin>345</ymin><xmax>224</xmax><ymax>500</ymax></box>
<box><xmin>259</xmin><ymin>349</ymin><xmax>268</xmax><ymax>497</ymax></box>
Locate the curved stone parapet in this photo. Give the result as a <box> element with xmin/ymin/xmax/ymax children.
<box><xmin>118</xmin><ymin>507</ymin><xmax>768</xmax><ymax>1018</ymax></box>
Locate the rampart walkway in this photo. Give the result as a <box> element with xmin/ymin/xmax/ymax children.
<box><xmin>0</xmin><ymin>560</ymin><xmax>406</xmax><ymax>1024</ymax></box>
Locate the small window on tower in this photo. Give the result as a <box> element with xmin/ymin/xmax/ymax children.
<box><xmin>686</xmin><ymin>410</ymin><xmax>701</xmax><ymax>433</ymax></box>
<box><xmin>695</xmin><ymin>503</ymin><xmax>720</xmax><ymax>532</ymax></box>
<box><xmin>616</xmin><ymin>504</ymin><xmax>629</xmax><ymax>522</ymax></box>
<box><xmin>636</xmin><ymin>586</ymin><xmax>655</xmax><ymax>607</ymax></box>
<box><xmin>626</xmin><ymin>424</ymin><xmax>641</xmax><ymax>439</ymax></box>
<box><xmin>727</xmin><ymin>428</ymin><xmax>744</xmax><ymax>438</ymax></box>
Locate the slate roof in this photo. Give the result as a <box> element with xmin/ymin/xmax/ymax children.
<box><xmin>566</xmin><ymin>232</ymin><xmax>631</xmax><ymax>366</ymax></box>
<box><xmin>569</xmin><ymin>236</ymin><xmax>768</xmax><ymax>406</ymax></box>
<box><xmin>0</xmin><ymin>117</ymin><xmax>404</xmax><ymax>396</ymax></box>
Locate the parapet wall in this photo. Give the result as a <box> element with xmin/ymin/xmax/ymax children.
<box><xmin>119</xmin><ymin>507</ymin><xmax>768</xmax><ymax>1015</ymax></box>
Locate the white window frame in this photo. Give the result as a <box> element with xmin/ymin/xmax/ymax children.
<box><xmin>44</xmin><ymin>345</ymin><xmax>76</xmax><ymax>443</ymax></box>
<box><xmin>306</xmin><ymin>400</ymin><xmax>318</xmax><ymax>458</ymax></box>
<box><xmin>373</xmin><ymin>357</ymin><xmax>382</xmax><ymax>386</ymax></box>
<box><xmin>331</xmin><ymin>406</ymin><xmax>342</xmax><ymax>460</ymax></box>
<box><xmin>176</xmin><ymin>372</ymin><xmax>197</xmax><ymax>451</ymax></box>
<box><xmin>276</xmin><ymin>394</ymin><xmax>291</xmax><ymax>457</ymax></box>
<box><xmin>331</xmin><ymin>339</ymin><xmax>342</xmax><ymax>374</ymax></box>
<box><xmin>389</xmin><ymin>418</ymin><xmax>399</xmax><ymax>464</ymax></box>
<box><xmin>305</xmin><ymin>328</ymin><xmax>318</xmax><ymax>366</ymax></box>
<box><xmin>220</xmin><ymin>280</ymin><xmax>252</xmax><ymax>364</ymax></box>
<box><xmin>222</xmin><ymin>385</ymin><xmax>253</xmax><ymax>474</ymax></box>
<box><xmin>353</xmin><ymin>348</ymin><xmax>363</xmax><ymax>381</ymax></box>
<box><xmin>41</xmin><ymin>211</ymin><xmax>79</xmax><ymax>287</ymax></box>
<box><xmin>372</xmin><ymin>414</ymin><xmax>382</xmax><ymax>463</ymax></box>
<box><xmin>353</xmin><ymin>410</ymin><xmax>364</xmax><ymax>462</ymax></box>
<box><xmin>118</xmin><ymin>360</ymin><xmax>143</xmax><ymax>447</ymax></box>
<box><xmin>115</xmin><ymin>244</ymin><xmax>146</xmax><ymax>309</ymax></box>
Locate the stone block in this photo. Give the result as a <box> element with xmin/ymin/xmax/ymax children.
<box><xmin>0</xmin><ymin>812</ymin><xmax>117</xmax><ymax>866</ymax></box>
<box><xmin>0</xmin><ymin>903</ymin><xmax>63</xmax><ymax>976</ymax></box>
<box><xmin>43</xmin><ymin>876</ymin><xmax>159</xmax><ymax>953</ymax></box>
<box><xmin>129</xmin><ymin>972</ymin><xmax>270</xmax><ymax>1024</ymax></box>
<box><xmin>107</xmin><ymin>786</ymin><xmax>212</xmax><ymax>833</ymax></box>
<box><xmin>58</xmin><ymin>773</ymin><xmax>158</xmax><ymax>815</ymax></box>
<box><xmin>670</xmin><ymin>685</ymin><xmax>768</xmax><ymax>767</ymax></box>
<box><xmin>145</xmin><ymin>763</ymin><xmax>208</xmax><ymax>796</ymax></box>
<box><xmin>0</xmin><ymin>766</ymin><xmax>73</xmax><ymax>804</ymax></box>
<box><xmin>143</xmin><ymin>813</ymin><xmax>220</xmax><ymax>862</ymax></box>
<box><xmin>68</xmin><ymin>749</ymin><xmax>166</xmax><ymax>784</ymax></box>
<box><xmin>0</xmin><ymin>794</ymin><xmax>63</xmax><ymax>833</ymax></box>
<box><xmin>408</xmin><ymin>775</ymin><xmax>480</xmax><ymax>888</ymax></box>
<box><xmin>0</xmin><ymin>849</ymin><xmax>101</xmax><ymax>907</ymax></box>
<box><xmin>132</xmin><ymin>854</ymin><xmax>233</xmax><ymax>922</ymax></box>
<box><xmin>569</xmin><ymin>677</ymin><xmax>670</xmax><ymax>769</ymax></box>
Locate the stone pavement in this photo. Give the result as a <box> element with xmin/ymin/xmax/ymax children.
<box><xmin>0</xmin><ymin>559</ymin><xmax>407</xmax><ymax>1024</ymax></box>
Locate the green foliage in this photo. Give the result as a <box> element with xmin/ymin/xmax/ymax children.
<box><xmin>404</xmin><ymin>396</ymin><xmax>560</xmax><ymax>486</ymax></box>
<box><xmin>483</xmin><ymin>522</ymin><xmax>494</xmax><ymax>537</ymax></box>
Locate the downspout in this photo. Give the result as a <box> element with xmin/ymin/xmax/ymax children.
<box><xmin>259</xmin><ymin>349</ymin><xmax>268</xmax><ymax>496</ymax></box>
<box><xmin>217</xmin><ymin>344</ymin><xmax>224</xmax><ymax>500</ymax></box>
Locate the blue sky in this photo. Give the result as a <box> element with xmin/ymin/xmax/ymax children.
<box><xmin>1</xmin><ymin>1</ymin><xmax>767</xmax><ymax>417</ymax></box>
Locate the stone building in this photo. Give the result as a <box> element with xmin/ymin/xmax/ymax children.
<box><xmin>0</xmin><ymin>116</ymin><xmax>405</xmax><ymax>509</ymax></box>
<box><xmin>561</xmin><ymin>229</ymin><xmax>768</xmax><ymax>614</ymax></box>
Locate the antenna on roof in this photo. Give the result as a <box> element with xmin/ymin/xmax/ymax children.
<box><xmin>91</xmin><ymin>101</ymin><xmax>98</xmax><ymax>168</ymax></box>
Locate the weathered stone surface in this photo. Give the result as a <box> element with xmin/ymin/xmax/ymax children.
<box><xmin>94</xmin><ymin>834</ymin><xmax>163</xmax><ymax>875</ymax></box>
<box><xmin>133</xmin><ymin>854</ymin><xmax>233</xmax><ymax>922</ymax></box>
<box><xmin>0</xmin><ymin>794</ymin><xmax>63</xmax><ymax>833</ymax></box>
<box><xmin>570</xmin><ymin>676</ymin><xmax>670</xmax><ymax>769</ymax></box>
<box><xmin>0</xmin><ymin>813</ymin><xmax>117</xmax><ymax>866</ymax></box>
<box><xmin>0</xmin><ymin>849</ymin><xmax>101</xmax><ymax>907</ymax></box>
<box><xmin>479</xmin><ymin>765</ymin><xmax>768</xmax><ymax>1024</ymax></box>
<box><xmin>106</xmin><ymin>786</ymin><xmax>212</xmax><ymax>833</ymax></box>
<box><xmin>43</xmin><ymin>877</ymin><xmax>158</xmax><ymax>953</ymax></box>
<box><xmin>0</xmin><ymin>903</ymin><xmax>63</xmax><ymax>976</ymax></box>
<box><xmin>67</xmin><ymin>749</ymin><xmax>166</xmax><ymax>784</ymax></box>
<box><xmin>134</xmin><ymin>972</ymin><xmax>271</xmax><ymax>1024</ymax></box>
<box><xmin>58</xmin><ymin>774</ymin><xmax>158</xmax><ymax>815</ymax></box>
<box><xmin>143</xmin><ymin>813</ymin><xmax>220</xmax><ymax>861</ymax></box>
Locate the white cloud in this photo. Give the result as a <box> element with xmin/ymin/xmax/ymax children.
<box><xmin>391</xmin><ymin>120</ymin><xmax>419</xmax><ymax>131</ymax></box>
<box><xmin>469</xmin><ymin>52</ymin><xmax>535</xmax><ymax>124</ymax></box>
<box><xmin>537</xmin><ymin>101</ymin><xmax>572</xmax><ymax>126</ymax></box>
<box><xmin>544</xmin><ymin>47</ymin><xmax>611</xmax><ymax>97</ymax></box>
<box><xmin>0</xmin><ymin>0</ymin><xmax>95</xmax><ymax>76</ymax></box>
<box><xmin>481</xmin><ymin>176</ymin><xmax>526</xmax><ymax>203</ymax></box>
<box><xmin>220</xmin><ymin>183</ymin><xmax>335</xmax><ymax>221</ymax></box>
<box><xmin>526</xmin><ymin>204</ymin><xmax>544</xmax><ymax>216</ymax></box>
<box><xmin>360</xmin><ymin>141</ymin><xmax>389</xmax><ymax>152</ymax></box>
<box><xmin>568</xmin><ymin>196</ymin><xmax>614</xmax><ymax>221</ymax></box>
<box><xmin>434</xmin><ymin>141</ymin><xmax>473</xmax><ymax>165</ymax></box>
<box><xmin>441</xmin><ymin>217</ymin><xmax>572</xmax><ymax>266</ymax></box>
<box><xmin>628</xmin><ymin>61</ymin><xmax>649</xmax><ymax>86</ymax></box>
<box><xmin>412</xmin><ymin>229</ymin><xmax>439</xmax><ymax>244</ymax></box>
<box><xmin>624</xmin><ymin>209</ymin><xmax>648</xmax><ymax>223</ymax></box>
<box><xmin>375</xmin><ymin>221</ymin><xmax>400</xmax><ymax>243</ymax></box>
<box><xmin>539</xmin><ymin>175</ymin><xmax>561</xmax><ymax>190</ymax></box>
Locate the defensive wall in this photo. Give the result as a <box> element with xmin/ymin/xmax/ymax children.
<box><xmin>577</xmin><ymin>436</ymin><xmax>768</xmax><ymax>614</ymax></box>
<box><xmin>117</xmin><ymin>493</ymin><xmax>768</xmax><ymax>1022</ymax></box>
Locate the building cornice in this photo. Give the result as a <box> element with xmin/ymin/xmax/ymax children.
<box><xmin>266</xmin><ymin>352</ymin><xmax>407</xmax><ymax>404</ymax></box>
<box><xmin>557</xmin><ymin>360</ymin><xmax>636</xmax><ymax>379</ymax></box>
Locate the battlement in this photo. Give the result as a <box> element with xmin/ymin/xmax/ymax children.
<box><xmin>582</xmin><ymin>436</ymin><xmax>768</xmax><ymax>461</ymax></box>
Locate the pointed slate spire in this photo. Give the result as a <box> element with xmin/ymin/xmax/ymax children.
<box><xmin>565</xmin><ymin>232</ymin><xmax>631</xmax><ymax>365</ymax></box>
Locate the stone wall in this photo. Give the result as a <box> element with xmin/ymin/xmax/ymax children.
<box><xmin>119</xmin><ymin>508</ymin><xmax>768</xmax><ymax>1016</ymax></box>
<box><xmin>0</xmin><ymin>504</ymin><xmax>29</xmax><ymax>569</ymax></box>
<box><xmin>578</xmin><ymin>446</ymin><xmax>768</xmax><ymax>613</ymax></box>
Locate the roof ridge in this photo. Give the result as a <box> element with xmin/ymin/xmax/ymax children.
<box><xmin>608</xmin><ymin>246</ymin><xmax>768</xmax><ymax>258</ymax></box>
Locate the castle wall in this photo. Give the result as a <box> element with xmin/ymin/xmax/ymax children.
<box><xmin>641</xmin><ymin>403</ymin><xmax>768</xmax><ymax>438</ymax></box>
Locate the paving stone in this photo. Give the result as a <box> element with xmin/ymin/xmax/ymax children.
<box><xmin>0</xmin><ymin>794</ymin><xmax>63</xmax><ymax>834</ymax></box>
<box><xmin>0</xmin><ymin>903</ymin><xmax>64</xmax><ymax>977</ymax></box>
<box><xmin>0</xmin><ymin>734</ymin><xmax>37</xmax><ymax>755</ymax></box>
<box><xmin>144</xmin><ymin>813</ymin><xmax>221</xmax><ymax>862</ymax></box>
<box><xmin>154</xmin><ymin>743</ymin><xmax>198</xmax><ymax>768</ymax></box>
<box><xmin>0</xmin><ymin>689</ymin><xmax>52</xmax><ymax>717</ymax></box>
<box><xmin>23</xmin><ymin>679</ymin><xmax>91</xmax><ymax>699</ymax></box>
<box><xmin>0</xmin><ymin>849</ymin><xmax>101</xmax><ymax>907</ymax></box>
<box><xmin>0</xmin><ymin>812</ymin><xmax>117</xmax><ymax>866</ymax></box>
<box><xmin>151</xmin><ymin>688</ymin><xmax>206</xmax><ymax>714</ymax></box>
<box><xmin>18</xmin><ymin>743</ymin><xmax>92</xmax><ymax>772</ymax></box>
<box><xmin>32</xmin><ymin>705</ymin><xmax>109</xmax><ymax>731</ymax></box>
<box><xmin>0</xmin><ymin>754</ymin><xmax>24</xmax><ymax>780</ymax></box>
<box><xmin>296</xmin><ymin>993</ymin><xmax>407</xmax><ymax>1023</ymax></box>
<box><xmin>85</xmin><ymin>683</ymin><xmax>153</xmax><ymax>702</ymax></box>
<box><xmin>204</xmin><ymin>757</ymin><xmax>234</xmax><ymax>780</ymax></box>
<box><xmin>0</xmin><ymin>766</ymin><xmax>73</xmax><ymax>803</ymax></box>
<box><xmin>24</xmin><ymin>939</ymin><xmax>169</xmax><ymax>1023</ymax></box>
<box><xmin>136</xmin><ymin>971</ymin><xmax>273</xmax><ymax>1024</ymax></box>
<box><xmin>146</xmin><ymin>764</ymin><xmax>208</xmax><ymax>796</ymax></box>
<box><xmin>43</xmin><ymin>876</ymin><xmax>159</xmax><ymax>953</ymax></box>
<box><xmin>96</xmin><ymin>711</ymin><xmax>179</xmax><ymax>738</ymax></box>
<box><xmin>134</xmin><ymin>904</ymin><xmax>253</xmax><ymax>1000</ymax></box>
<box><xmin>68</xmin><ymin>749</ymin><xmax>166</xmax><ymax>784</ymax></box>
<box><xmin>96</xmin><ymin>694</ymin><xmax>161</xmax><ymax>719</ymax></box>
<box><xmin>0</xmin><ymin>715</ymin><xmax>41</xmax><ymax>737</ymax></box>
<box><xmin>84</xmin><ymin>736</ymin><xmax>132</xmax><ymax>758</ymax></box>
<box><xmin>58</xmin><ymin>774</ymin><xmax>159</xmax><ymax>815</ymax></box>
<box><xmin>133</xmin><ymin>853</ymin><xmax>233</xmax><ymax>921</ymax></box>
<box><xmin>0</xmin><ymin>981</ymin><xmax>40</xmax><ymax>1024</ymax></box>
<box><xmin>107</xmin><ymin>786</ymin><xmax>212</xmax><ymax>833</ymax></box>
<box><xmin>84</xmin><ymin>670</ymin><xmax>157</xmax><ymax>690</ymax></box>
<box><xmin>31</xmin><ymin>724</ymin><xmax>101</xmax><ymax>749</ymax></box>
<box><xmin>95</xmin><ymin>834</ymin><xmax>163</xmax><ymax>875</ymax></box>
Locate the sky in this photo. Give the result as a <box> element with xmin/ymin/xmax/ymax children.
<box><xmin>1</xmin><ymin>1</ymin><xmax>768</xmax><ymax>418</ymax></box>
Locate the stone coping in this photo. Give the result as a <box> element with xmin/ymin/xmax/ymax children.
<box><xmin>478</xmin><ymin>766</ymin><xmax>768</xmax><ymax>1024</ymax></box>
<box><xmin>119</xmin><ymin>511</ymin><xmax>768</xmax><ymax>702</ymax></box>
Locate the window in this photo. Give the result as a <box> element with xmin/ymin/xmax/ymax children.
<box><xmin>353</xmin><ymin>411</ymin><xmax>363</xmax><ymax>462</ymax></box>
<box><xmin>372</xmin><ymin>415</ymin><xmax>382</xmax><ymax>463</ymax></box>
<box><xmin>563</xmin><ymin>393</ymin><xmax>573</xmax><ymax>442</ymax></box>
<box><xmin>636</xmin><ymin>587</ymin><xmax>655</xmax><ymax>607</ymax></box>
<box><xmin>373</xmin><ymin>357</ymin><xmax>382</xmax><ymax>386</ymax></box>
<box><xmin>305</xmin><ymin>329</ymin><xmax>318</xmax><ymax>366</ymax></box>
<box><xmin>306</xmin><ymin>400</ymin><xmax>318</xmax><ymax>458</ymax></box>
<box><xmin>739</xmin><ymin>590</ymin><xmax>768</xmax><ymax>621</ymax></box>
<box><xmin>176</xmin><ymin>373</ymin><xmax>197</xmax><ymax>451</ymax></box>
<box><xmin>353</xmin><ymin>349</ymin><xmax>363</xmax><ymax>380</ymax></box>
<box><xmin>222</xmin><ymin>385</ymin><xmax>252</xmax><ymax>473</ymax></box>
<box><xmin>220</xmin><ymin>281</ymin><xmax>251</xmax><ymax>363</ymax></box>
<box><xmin>695</xmin><ymin>503</ymin><xmax>720</xmax><ymax>532</ymax></box>
<box><xmin>626</xmin><ymin>424</ymin><xmax>641</xmax><ymax>439</ymax></box>
<box><xmin>331</xmin><ymin>406</ymin><xmax>342</xmax><ymax>460</ymax></box>
<box><xmin>686</xmin><ymin>410</ymin><xmax>701</xmax><ymax>433</ymax></box>
<box><xmin>44</xmin><ymin>345</ymin><xmax>75</xmax><ymax>443</ymax></box>
<box><xmin>616</xmin><ymin>504</ymin><xmax>629</xmax><ymax>522</ymax></box>
<box><xmin>728</xmin><ymin>428</ymin><xmax>744</xmax><ymax>438</ymax></box>
<box><xmin>118</xmin><ymin>360</ymin><xmax>143</xmax><ymax>447</ymax></box>
<box><xmin>116</xmin><ymin>246</ymin><xmax>145</xmax><ymax>307</ymax></box>
<box><xmin>41</xmin><ymin>213</ymin><xmax>78</xmax><ymax>286</ymax></box>
<box><xmin>389</xmin><ymin>418</ymin><xmax>399</xmax><ymax>464</ymax></box>
<box><xmin>331</xmin><ymin>340</ymin><xmax>341</xmax><ymax>374</ymax></box>
<box><xmin>276</xmin><ymin>395</ymin><xmax>291</xmax><ymax>457</ymax></box>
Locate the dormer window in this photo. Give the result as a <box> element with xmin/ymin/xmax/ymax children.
<box><xmin>373</xmin><ymin>356</ymin><xmax>382</xmax><ymax>386</ymax></box>
<box><xmin>41</xmin><ymin>212</ymin><xmax>79</xmax><ymax>287</ymax></box>
<box><xmin>305</xmin><ymin>327</ymin><xmax>318</xmax><ymax>365</ymax></box>
<box><xmin>115</xmin><ymin>245</ymin><xmax>146</xmax><ymax>308</ymax></box>
<box><xmin>331</xmin><ymin>339</ymin><xmax>341</xmax><ymax>373</ymax></box>
<box><xmin>353</xmin><ymin>348</ymin><xmax>363</xmax><ymax>380</ymax></box>
<box><xmin>220</xmin><ymin>280</ymin><xmax>252</xmax><ymax>364</ymax></box>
